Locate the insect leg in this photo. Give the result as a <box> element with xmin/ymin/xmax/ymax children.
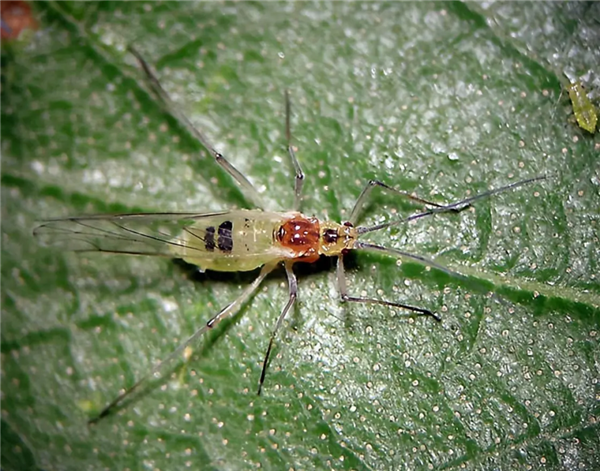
<box><xmin>285</xmin><ymin>90</ymin><xmax>305</xmax><ymax>211</ymax></box>
<box><xmin>88</xmin><ymin>261</ymin><xmax>277</xmax><ymax>424</ymax></box>
<box><xmin>353</xmin><ymin>241</ymin><xmax>507</xmax><ymax>307</ymax></box>
<box><xmin>336</xmin><ymin>255</ymin><xmax>441</xmax><ymax>321</ymax></box>
<box><xmin>355</xmin><ymin>241</ymin><xmax>473</xmax><ymax>282</ymax></box>
<box><xmin>128</xmin><ymin>46</ymin><xmax>265</xmax><ymax>209</ymax></box>
<box><xmin>349</xmin><ymin>180</ymin><xmax>468</xmax><ymax>226</ymax></box>
<box><xmin>257</xmin><ymin>262</ymin><xmax>297</xmax><ymax>395</ymax></box>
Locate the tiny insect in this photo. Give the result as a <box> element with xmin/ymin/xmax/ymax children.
<box><xmin>566</xmin><ymin>81</ymin><xmax>598</xmax><ymax>134</ymax></box>
<box><xmin>34</xmin><ymin>48</ymin><xmax>546</xmax><ymax>424</ymax></box>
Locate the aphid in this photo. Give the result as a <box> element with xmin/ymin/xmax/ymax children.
<box><xmin>566</xmin><ymin>81</ymin><xmax>598</xmax><ymax>133</ymax></box>
<box><xmin>33</xmin><ymin>48</ymin><xmax>546</xmax><ymax>424</ymax></box>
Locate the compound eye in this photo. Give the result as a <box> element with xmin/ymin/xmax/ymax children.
<box><xmin>323</xmin><ymin>229</ymin><xmax>338</xmax><ymax>244</ymax></box>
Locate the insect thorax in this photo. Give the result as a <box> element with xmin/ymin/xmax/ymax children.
<box><xmin>276</xmin><ymin>214</ymin><xmax>321</xmax><ymax>262</ymax></box>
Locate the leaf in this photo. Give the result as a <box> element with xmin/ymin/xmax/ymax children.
<box><xmin>2</xmin><ymin>2</ymin><xmax>598</xmax><ymax>470</ymax></box>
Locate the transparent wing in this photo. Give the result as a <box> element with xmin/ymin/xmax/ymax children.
<box><xmin>33</xmin><ymin>211</ymin><xmax>230</xmax><ymax>258</ymax></box>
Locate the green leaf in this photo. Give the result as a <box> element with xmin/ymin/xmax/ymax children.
<box><xmin>2</xmin><ymin>2</ymin><xmax>598</xmax><ymax>470</ymax></box>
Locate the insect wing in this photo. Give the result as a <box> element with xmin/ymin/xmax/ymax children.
<box><xmin>33</xmin><ymin>211</ymin><xmax>230</xmax><ymax>258</ymax></box>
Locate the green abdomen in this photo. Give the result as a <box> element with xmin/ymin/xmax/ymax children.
<box><xmin>171</xmin><ymin>210</ymin><xmax>291</xmax><ymax>272</ymax></box>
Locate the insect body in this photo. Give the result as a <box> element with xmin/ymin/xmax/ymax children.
<box><xmin>176</xmin><ymin>210</ymin><xmax>356</xmax><ymax>270</ymax></box>
<box><xmin>39</xmin><ymin>210</ymin><xmax>356</xmax><ymax>272</ymax></box>
<box><xmin>34</xmin><ymin>48</ymin><xmax>546</xmax><ymax>423</ymax></box>
<box><xmin>566</xmin><ymin>81</ymin><xmax>598</xmax><ymax>133</ymax></box>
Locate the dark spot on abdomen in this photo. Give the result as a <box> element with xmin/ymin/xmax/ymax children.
<box><xmin>205</xmin><ymin>226</ymin><xmax>215</xmax><ymax>251</ymax></box>
<box><xmin>218</xmin><ymin>220</ymin><xmax>234</xmax><ymax>252</ymax></box>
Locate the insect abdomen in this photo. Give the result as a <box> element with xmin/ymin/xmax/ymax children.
<box><xmin>173</xmin><ymin>210</ymin><xmax>292</xmax><ymax>272</ymax></box>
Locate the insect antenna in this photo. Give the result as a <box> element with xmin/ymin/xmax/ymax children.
<box><xmin>356</xmin><ymin>175</ymin><xmax>547</xmax><ymax>235</ymax></box>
